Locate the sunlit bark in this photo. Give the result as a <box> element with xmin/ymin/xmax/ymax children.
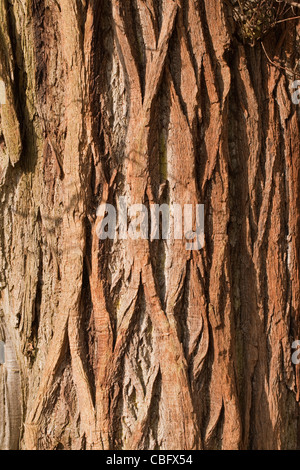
<box><xmin>0</xmin><ymin>0</ymin><xmax>300</xmax><ymax>450</ymax></box>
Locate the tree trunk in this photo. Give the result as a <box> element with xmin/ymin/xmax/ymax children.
<box><xmin>0</xmin><ymin>0</ymin><xmax>300</xmax><ymax>450</ymax></box>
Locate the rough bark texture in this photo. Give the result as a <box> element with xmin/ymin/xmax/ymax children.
<box><xmin>0</xmin><ymin>0</ymin><xmax>300</xmax><ymax>450</ymax></box>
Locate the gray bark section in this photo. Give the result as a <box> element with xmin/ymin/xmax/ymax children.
<box><xmin>0</xmin><ymin>320</ymin><xmax>22</xmax><ymax>450</ymax></box>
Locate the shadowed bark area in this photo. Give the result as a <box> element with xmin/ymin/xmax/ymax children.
<box><xmin>0</xmin><ymin>0</ymin><xmax>300</xmax><ymax>450</ymax></box>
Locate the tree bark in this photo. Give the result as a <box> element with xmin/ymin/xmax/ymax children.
<box><xmin>0</xmin><ymin>0</ymin><xmax>300</xmax><ymax>450</ymax></box>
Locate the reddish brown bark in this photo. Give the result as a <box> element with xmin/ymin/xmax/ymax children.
<box><xmin>0</xmin><ymin>0</ymin><xmax>300</xmax><ymax>450</ymax></box>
